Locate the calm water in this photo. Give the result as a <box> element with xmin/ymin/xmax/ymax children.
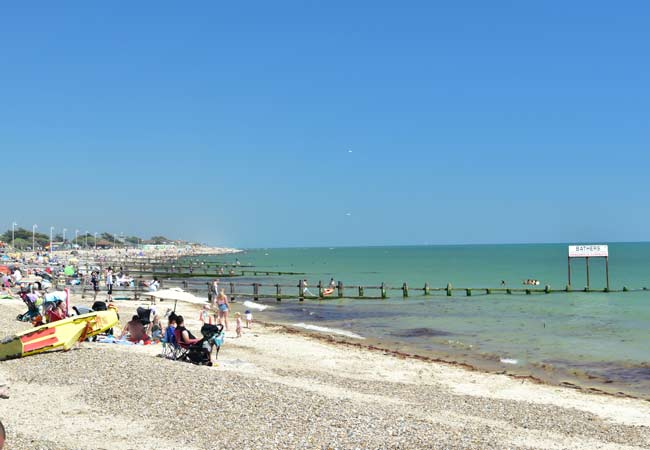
<box><xmin>199</xmin><ymin>244</ymin><xmax>650</xmax><ymax>398</ymax></box>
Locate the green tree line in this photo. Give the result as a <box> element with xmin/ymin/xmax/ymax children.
<box><xmin>1</xmin><ymin>228</ymin><xmax>175</xmax><ymax>249</ymax></box>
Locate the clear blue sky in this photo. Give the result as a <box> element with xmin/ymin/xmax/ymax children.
<box><xmin>2</xmin><ymin>1</ymin><xmax>648</xmax><ymax>247</ymax></box>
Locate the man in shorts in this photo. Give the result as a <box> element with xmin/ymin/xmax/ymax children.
<box><xmin>105</xmin><ymin>267</ymin><xmax>113</xmax><ymax>301</ymax></box>
<box><xmin>91</xmin><ymin>271</ymin><xmax>100</xmax><ymax>300</ymax></box>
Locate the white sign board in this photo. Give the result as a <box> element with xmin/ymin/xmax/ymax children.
<box><xmin>568</xmin><ymin>244</ymin><xmax>608</xmax><ymax>258</ymax></box>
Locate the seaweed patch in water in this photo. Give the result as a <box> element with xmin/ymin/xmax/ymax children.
<box><xmin>389</xmin><ymin>327</ymin><xmax>453</xmax><ymax>338</ymax></box>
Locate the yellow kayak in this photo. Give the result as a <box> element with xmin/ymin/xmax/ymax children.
<box><xmin>0</xmin><ymin>310</ymin><xmax>118</xmax><ymax>361</ymax></box>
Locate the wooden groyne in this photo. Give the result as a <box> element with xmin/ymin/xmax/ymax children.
<box><xmin>215</xmin><ymin>281</ymin><xmax>642</xmax><ymax>301</ymax></box>
<box><xmin>76</xmin><ymin>260</ymin><xmax>303</xmax><ymax>278</ymax></box>
<box><xmin>77</xmin><ymin>277</ymin><xmax>644</xmax><ymax>303</ymax></box>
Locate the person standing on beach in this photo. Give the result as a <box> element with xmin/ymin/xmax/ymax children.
<box><xmin>216</xmin><ymin>288</ymin><xmax>230</xmax><ymax>331</ymax></box>
<box><xmin>210</xmin><ymin>281</ymin><xmax>219</xmax><ymax>322</ymax></box>
<box><xmin>105</xmin><ymin>267</ymin><xmax>114</xmax><ymax>301</ymax></box>
<box><xmin>91</xmin><ymin>271</ymin><xmax>100</xmax><ymax>301</ymax></box>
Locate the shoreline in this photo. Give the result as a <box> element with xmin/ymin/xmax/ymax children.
<box><xmin>251</xmin><ymin>301</ymin><xmax>650</xmax><ymax>402</ymax></box>
<box><xmin>10</xmin><ymin>245</ymin><xmax>645</xmax><ymax>402</ymax></box>
<box><xmin>0</xmin><ymin>297</ymin><xmax>649</xmax><ymax>448</ymax></box>
<box><xmin>263</xmin><ymin>319</ymin><xmax>650</xmax><ymax>402</ymax></box>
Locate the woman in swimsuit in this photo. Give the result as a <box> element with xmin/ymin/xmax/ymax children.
<box><xmin>216</xmin><ymin>288</ymin><xmax>230</xmax><ymax>331</ymax></box>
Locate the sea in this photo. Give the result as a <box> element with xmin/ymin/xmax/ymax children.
<box><xmin>193</xmin><ymin>244</ymin><xmax>650</xmax><ymax>399</ymax></box>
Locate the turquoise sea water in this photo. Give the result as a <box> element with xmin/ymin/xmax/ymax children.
<box><xmin>199</xmin><ymin>244</ymin><xmax>650</xmax><ymax>398</ymax></box>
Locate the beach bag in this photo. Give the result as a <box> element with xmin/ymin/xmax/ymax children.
<box><xmin>212</xmin><ymin>332</ymin><xmax>225</xmax><ymax>347</ymax></box>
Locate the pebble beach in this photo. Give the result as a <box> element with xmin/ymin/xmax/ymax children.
<box><xmin>0</xmin><ymin>295</ymin><xmax>649</xmax><ymax>450</ymax></box>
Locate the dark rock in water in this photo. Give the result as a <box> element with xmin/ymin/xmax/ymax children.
<box><xmin>390</xmin><ymin>327</ymin><xmax>453</xmax><ymax>338</ymax></box>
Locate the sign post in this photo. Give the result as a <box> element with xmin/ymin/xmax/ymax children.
<box><xmin>568</xmin><ymin>245</ymin><xmax>609</xmax><ymax>290</ymax></box>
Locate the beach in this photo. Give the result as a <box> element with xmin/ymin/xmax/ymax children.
<box><xmin>0</xmin><ymin>295</ymin><xmax>649</xmax><ymax>450</ymax></box>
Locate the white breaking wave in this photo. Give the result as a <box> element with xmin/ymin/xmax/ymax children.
<box><xmin>292</xmin><ymin>323</ymin><xmax>365</xmax><ymax>340</ymax></box>
<box><xmin>243</xmin><ymin>301</ymin><xmax>268</xmax><ymax>311</ymax></box>
<box><xmin>500</xmin><ymin>358</ymin><xmax>519</xmax><ymax>365</ymax></box>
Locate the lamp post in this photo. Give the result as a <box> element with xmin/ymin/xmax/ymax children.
<box><xmin>63</xmin><ymin>228</ymin><xmax>67</xmax><ymax>248</ymax></box>
<box><xmin>50</xmin><ymin>227</ymin><xmax>54</xmax><ymax>254</ymax></box>
<box><xmin>32</xmin><ymin>224</ymin><xmax>37</xmax><ymax>251</ymax></box>
<box><xmin>85</xmin><ymin>231</ymin><xmax>89</xmax><ymax>249</ymax></box>
<box><xmin>94</xmin><ymin>232</ymin><xmax>98</xmax><ymax>250</ymax></box>
<box><xmin>11</xmin><ymin>222</ymin><xmax>17</xmax><ymax>249</ymax></box>
<box><xmin>75</xmin><ymin>229</ymin><xmax>79</xmax><ymax>248</ymax></box>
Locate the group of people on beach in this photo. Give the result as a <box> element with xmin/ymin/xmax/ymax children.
<box><xmin>203</xmin><ymin>279</ymin><xmax>252</xmax><ymax>337</ymax></box>
<box><xmin>1</xmin><ymin>268</ymin><xmax>22</xmax><ymax>296</ymax></box>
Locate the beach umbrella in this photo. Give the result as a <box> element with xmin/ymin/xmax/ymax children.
<box><xmin>141</xmin><ymin>288</ymin><xmax>207</xmax><ymax>305</ymax></box>
<box><xmin>63</xmin><ymin>266</ymin><xmax>75</xmax><ymax>276</ymax></box>
<box><xmin>0</xmin><ymin>266</ymin><xmax>9</xmax><ymax>275</ymax></box>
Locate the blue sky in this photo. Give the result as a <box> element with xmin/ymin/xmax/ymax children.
<box><xmin>1</xmin><ymin>1</ymin><xmax>648</xmax><ymax>247</ymax></box>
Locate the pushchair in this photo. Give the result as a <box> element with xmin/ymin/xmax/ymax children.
<box><xmin>17</xmin><ymin>292</ymin><xmax>56</xmax><ymax>325</ymax></box>
<box><xmin>175</xmin><ymin>323</ymin><xmax>224</xmax><ymax>365</ymax></box>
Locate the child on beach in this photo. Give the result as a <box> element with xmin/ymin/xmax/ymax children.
<box><xmin>235</xmin><ymin>312</ymin><xmax>242</xmax><ymax>337</ymax></box>
<box><xmin>199</xmin><ymin>304</ymin><xmax>211</xmax><ymax>324</ymax></box>
<box><xmin>245</xmin><ymin>310</ymin><xmax>252</xmax><ymax>328</ymax></box>
<box><xmin>164</xmin><ymin>314</ymin><xmax>177</xmax><ymax>345</ymax></box>
<box><xmin>151</xmin><ymin>314</ymin><xmax>162</xmax><ymax>342</ymax></box>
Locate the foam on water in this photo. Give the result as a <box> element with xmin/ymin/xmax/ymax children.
<box><xmin>243</xmin><ymin>301</ymin><xmax>268</xmax><ymax>311</ymax></box>
<box><xmin>500</xmin><ymin>358</ymin><xmax>519</xmax><ymax>365</ymax></box>
<box><xmin>292</xmin><ymin>323</ymin><xmax>365</xmax><ymax>339</ymax></box>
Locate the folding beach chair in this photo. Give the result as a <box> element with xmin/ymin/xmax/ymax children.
<box><xmin>160</xmin><ymin>326</ymin><xmax>181</xmax><ymax>360</ymax></box>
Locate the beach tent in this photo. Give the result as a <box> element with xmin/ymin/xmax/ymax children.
<box><xmin>141</xmin><ymin>288</ymin><xmax>207</xmax><ymax>305</ymax></box>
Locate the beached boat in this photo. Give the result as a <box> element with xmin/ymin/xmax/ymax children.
<box><xmin>0</xmin><ymin>310</ymin><xmax>118</xmax><ymax>361</ymax></box>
